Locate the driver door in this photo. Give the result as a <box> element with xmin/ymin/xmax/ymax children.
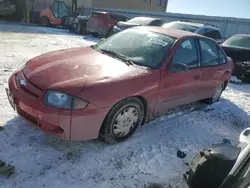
<box><xmin>155</xmin><ymin>37</ymin><xmax>202</xmax><ymax>114</ymax></box>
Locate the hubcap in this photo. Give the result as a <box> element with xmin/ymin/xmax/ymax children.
<box><xmin>212</xmin><ymin>85</ymin><xmax>223</xmax><ymax>102</ymax></box>
<box><xmin>113</xmin><ymin>107</ymin><xmax>139</xmax><ymax>137</ymax></box>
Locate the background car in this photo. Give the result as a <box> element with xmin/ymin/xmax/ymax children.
<box><xmin>6</xmin><ymin>27</ymin><xmax>233</xmax><ymax>144</ymax></box>
<box><xmin>112</xmin><ymin>16</ymin><xmax>166</xmax><ymax>35</ymax></box>
<box><xmin>162</xmin><ymin>21</ymin><xmax>223</xmax><ymax>43</ymax></box>
<box><xmin>72</xmin><ymin>11</ymin><xmax>129</xmax><ymax>37</ymax></box>
<box><xmin>221</xmin><ymin>34</ymin><xmax>250</xmax><ymax>82</ymax></box>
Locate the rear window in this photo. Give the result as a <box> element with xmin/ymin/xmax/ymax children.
<box><xmin>109</xmin><ymin>14</ymin><xmax>127</xmax><ymax>22</ymax></box>
<box><xmin>203</xmin><ymin>28</ymin><xmax>222</xmax><ymax>40</ymax></box>
<box><xmin>223</xmin><ymin>35</ymin><xmax>250</xmax><ymax>49</ymax></box>
<box><xmin>162</xmin><ymin>22</ymin><xmax>199</xmax><ymax>32</ymax></box>
<box><xmin>127</xmin><ymin>17</ymin><xmax>155</xmax><ymax>25</ymax></box>
<box><xmin>90</xmin><ymin>12</ymin><xmax>104</xmax><ymax>18</ymax></box>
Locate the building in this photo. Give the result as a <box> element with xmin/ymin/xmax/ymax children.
<box><xmin>78</xmin><ymin>0</ymin><xmax>168</xmax><ymax>12</ymax></box>
<box><xmin>30</xmin><ymin>0</ymin><xmax>168</xmax><ymax>14</ymax></box>
<box><xmin>14</xmin><ymin>0</ymin><xmax>168</xmax><ymax>23</ymax></box>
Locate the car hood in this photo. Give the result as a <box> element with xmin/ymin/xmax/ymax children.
<box><xmin>22</xmin><ymin>47</ymin><xmax>150</xmax><ymax>94</ymax></box>
<box><xmin>116</xmin><ymin>21</ymin><xmax>141</xmax><ymax>30</ymax></box>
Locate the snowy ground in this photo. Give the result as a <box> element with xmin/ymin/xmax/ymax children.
<box><xmin>0</xmin><ymin>22</ymin><xmax>249</xmax><ymax>188</ymax></box>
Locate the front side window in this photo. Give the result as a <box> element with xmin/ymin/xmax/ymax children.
<box><xmin>93</xmin><ymin>28</ymin><xmax>176</xmax><ymax>68</ymax></box>
<box><xmin>162</xmin><ymin>22</ymin><xmax>199</xmax><ymax>33</ymax></box>
<box><xmin>223</xmin><ymin>35</ymin><xmax>250</xmax><ymax>49</ymax></box>
<box><xmin>150</xmin><ymin>20</ymin><xmax>165</xmax><ymax>26</ymax></box>
<box><xmin>171</xmin><ymin>38</ymin><xmax>199</xmax><ymax>69</ymax></box>
<box><xmin>199</xmin><ymin>38</ymin><xmax>219</xmax><ymax>67</ymax></box>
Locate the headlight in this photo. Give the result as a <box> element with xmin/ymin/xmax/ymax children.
<box><xmin>44</xmin><ymin>90</ymin><xmax>88</xmax><ymax>110</ymax></box>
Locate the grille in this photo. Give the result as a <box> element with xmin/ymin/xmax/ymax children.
<box><xmin>17</xmin><ymin>107</ymin><xmax>40</xmax><ymax>127</ymax></box>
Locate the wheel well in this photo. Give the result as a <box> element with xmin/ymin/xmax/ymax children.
<box><xmin>98</xmin><ymin>96</ymin><xmax>148</xmax><ymax>136</ymax></box>
<box><xmin>223</xmin><ymin>80</ymin><xmax>228</xmax><ymax>90</ymax></box>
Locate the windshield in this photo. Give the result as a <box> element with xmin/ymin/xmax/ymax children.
<box><xmin>223</xmin><ymin>35</ymin><xmax>250</xmax><ymax>49</ymax></box>
<box><xmin>162</xmin><ymin>22</ymin><xmax>199</xmax><ymax>32</ymax></box>
<box><xmin>127</xmin><ymin>17</ymin><xmax>154</xmax><ymax>25</ymax></box>
<box><xmin>93</xmin><ymin>28</ymin><xmax>176</xmax><ymax>68</ymax></box>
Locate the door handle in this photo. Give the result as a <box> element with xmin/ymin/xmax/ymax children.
<box><xmin>194</xmin><ymin>75</ymin><xmax>200</xmax><ymax>80</ymax></box>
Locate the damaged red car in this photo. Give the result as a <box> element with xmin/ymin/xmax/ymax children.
<box><xmin>6</xmin><ymin>27</ymin><xmax>233</xmax><ymax>144</ymax></box>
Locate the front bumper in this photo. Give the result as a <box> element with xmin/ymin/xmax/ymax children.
<box><xmin>6</xmin><ymin>71</ymin><xmax>109</xmax><ymax>141</ymax></box>
<box><xmin>234</xmin><ymin>62</ymin><xmax>250</xmax><ymax>82</ymax></box>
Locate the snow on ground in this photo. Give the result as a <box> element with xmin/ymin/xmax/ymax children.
<box><xmin>0</xmin><ymin>22</ymin><xmax>249</xmax><ymax>188</ymax></box>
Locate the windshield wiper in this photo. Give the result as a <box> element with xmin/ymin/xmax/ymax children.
<box><xmin>101</xmin><ymin>49</ymin><xmax>134</xmax><ymax>66</ymax></box>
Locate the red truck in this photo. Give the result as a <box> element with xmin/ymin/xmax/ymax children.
<box><xmin>71</xmin><ymin>11</ymin><xmax>129</xmax><ymax>37</ymax></box>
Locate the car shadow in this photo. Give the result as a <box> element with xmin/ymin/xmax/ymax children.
<box><xmin>228</xmin><ymin>81</ymin><xmax>250</xmax><ymax>94</ymax></box>
<box><xmin>0</xmin><ymin>98</ymin><xmax>249</xmax><ymax>187</ymax></box>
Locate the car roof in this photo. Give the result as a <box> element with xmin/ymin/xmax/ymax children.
<box><xmin>168</xmin><ymin>21</ymin><xmax>219</xmax><ymax>30</ymax></box>
<box><xmin>233</xmin><ymin>34</ymin><xmax>250</xmax><ymax>37</ymax></box>
<box><xmin>130</xmin><ymin>17</ymin><xmax>161</xmax><ymax>21</ymax></box>
<box><xmin>93</xmin><ymin>11</ymin><xmax>108</xmax><ymax>14</ymax></box>
<box><xmin>139</xmin><ymin>26</ymin><xmax>203</xmax><ymax>39</ymax></box>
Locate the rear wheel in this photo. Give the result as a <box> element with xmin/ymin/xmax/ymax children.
<box><xmin>204</xmin><ymin>84</ymin><xmax>224</xmax><ymax>104</ymax></box>
<box><xmin>40</xmin><ymin>16</ymin><xmax>50</xmax><ymax>27</ymax></box>
<box><xmin>76</xmin><ymin>22</ymin><xmax>82</xmax><ymax>34</ymax></box>
<box><xmin>99</xmin><ymin>97</ymin><xmax>144</xmax><ymax>144</ymax></box>
<box><xmin>61</xmin><ymin>17</ymin><xmax>69</xmax><ymax>29</ymax></box>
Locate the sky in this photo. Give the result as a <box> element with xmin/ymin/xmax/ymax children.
<box><xmin>167</xmin><ymin>0</ymin><xmax>250</xmax><ymax>19</ymax></box>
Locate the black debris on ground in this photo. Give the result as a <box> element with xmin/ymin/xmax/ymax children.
<box><xmin>0</xmin><ymin>160</ymin><xmax>15</xmax><ymax>177</ymax></box>
<box><xmin>177</xmin><ymin>150</ymin><xmax>187</xmax><ymax>159</ymax></box>
<box><xmin>0</xmin><ymin>126</ymin><xmax>4</xmax><ymax>131</ymax></box>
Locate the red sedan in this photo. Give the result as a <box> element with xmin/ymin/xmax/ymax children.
<box><xmin>6</xmin><ymin>27</ymin><xmax>233</xmax><ymax>144</ymax></box>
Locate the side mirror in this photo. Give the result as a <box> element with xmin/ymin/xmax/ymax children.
<box><xmin>239</xmin><ymin>127</ymin><xmax>250</xmax><ymax>144</ymax></box>
<box><xmin>169</xmin><ymin>62</ymin><xmax>189</xmax><ymax>73</ymax></box>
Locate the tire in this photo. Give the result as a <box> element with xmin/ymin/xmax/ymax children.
<box><xmin>61</xmin><ymin>17</ymin><xmax>69</xmax><ymax>29</ymax></box>
<box><xmin>99</xmin><ymin>97</ymin><xmax>144</xmax><ymax>144</ymax></box>
<box><xmin>106</xmin><ymin>28</ymin><xmax>114</xmax><ymax>38</ymax></box>
<box><xmin>203</xmin><ymin>84</ymin><xmax>224</xmax><ymax>104</ymax></box>
<box><xmin>76</xmin><ymin>22</ymin><xmax>82</xmax><ymax>34</ymax></box>
<box><xmin>92</xmin><ymin>32</ymin><xmax>99</xmax><ymax>37</ymax></box>
<box><xmin>40</xmin><ymin>16</ymin><xmax>50</xmax><ymax>27</ymax></box>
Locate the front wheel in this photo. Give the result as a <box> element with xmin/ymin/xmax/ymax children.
<box><xmin>40</xmin><ymin>16</ymin><xmax>50</xmax><ymax>27</ymax></box>
<box><xmin>99</xmin><ymin>97</ymin><xmax>144</xmax><ymax>144</ymax></box>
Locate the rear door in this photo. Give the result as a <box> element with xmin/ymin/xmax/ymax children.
<box><xmin>86</xmin><ymin>12</ymin><xmax>105</xmax><ymax>33</ymax></box>
<box><xmin>198</xmin><ymin>38</ymin><xmax>230</xmax><ymax>98</ymax></box>
<box><xmin>155</xmin><ymin>37</ymin><xmax>202</xmax><ymax>114</ymax></box>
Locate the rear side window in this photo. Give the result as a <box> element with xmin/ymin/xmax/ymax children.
<box><xmin>203</xmin><ymin>28</ymin><xmax>222</xmax><ymax>40</ymax></box>
<box><xmin>199</xmin><ymin>38</ymin><xmax>219</xmax><ymax>67</ymax></box>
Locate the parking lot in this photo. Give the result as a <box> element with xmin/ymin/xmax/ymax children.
<box><xmin>0</xmin><ymin>22</ymin><xmax>250</xmax><ymax>188</ymax></box>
